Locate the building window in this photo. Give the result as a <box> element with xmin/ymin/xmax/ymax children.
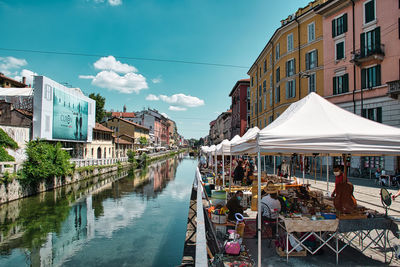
<box><xmin>362</xmin><ymin>107</ymin><xmax>382</xmax><ymax>123</ymax></box>
<box><xmin>264</xmin><ymin>94</ymin><xmax>267</xmax><ymax>109</ymax></box>
<box><xmin>44</xmin><ymin>84</ymin><xmax>52</xmax><ymax>101</ymax></box>
<box><xmin>308</xmin><ymin>22</ymin><xmax>315</xmax><ymax>42</ymax></box>
<box><xmin>361</xmin><ymin>65</ymin><xmax>381</xmax><ymax>89</ymax></box>
<box><xmin>286</xmin><ymin>59</ymin><xmax>295</xmax><ymax>77</ymax></box>
<box><xmin>259</xmin><ymin>67</ymin><xmax>261</xmax><ymax>78</ymax></box>
<box><xmin>251</xmin><ymin>77</ymin><xmax>254</xmax><ymax>87</ymax></box>
<box><xmin>269</xmin><ymin>89</ymin><xmax>273</xmax><ymax>106</ymax></box>
<box><xmin>263</xmin><ymin>60</ymin><xmax>267</xmax><ymax>73</ymax></box>
<box><xmin>332</xmin><ymin>13</ymin><xmax>348</xmax><ymax>37</ymax></box>
<box><xmin>259</xmin><ymin>85</ymin><xmax>262</xmax><ymax>96</ymax></box>
<box><xmin>268</xmin><ymin>115</ymin><xmax>273</xmax><ymax>124</ymax></box>
<box><xmin>286</xmin><ymin>80</ymin><xmax>296</xmax><ymax>99</ymax></box>
<box><xmin>269</xmin><ymin>53</ymin><xmax>272</xmax><ymax>67</ymax></box>
<box><xmin>247</xmin><ymin>86</ymin><xmax>250</xmax><ymax>99</ymax></box>
<box><xmin>335</xmin><ymin>41</ymin><xmax>345</xmax><ymax>60</ymax></box>
<box><xmin>275</xmin><ymin>43</ymin><xmax>280</xmax><ymax>60</ymax></box>
<box><xmin>275</xmin><ymin>86</ymin><xmax>280</xmax><ymax>103</ymax></box>
<box><xmin>308</xmin><ymin>73</ymin><xmax>316</xmax><ymax>93</ymax></box>
<box><xmin>333</xmin><ymin>73</ymin><xmax>349</xmax><ymax>95</ymax></box>
<box><xmin>364</xmin><ymin>0</ymin><xmax>375</xmax><ymax>24</ymax></box>
<box><xmin>259</xmin><ymin>99</ymin><xmax>262</xmax><ymax>113</ymax></box>
<box><xmin>361</xmin><ymin>27</ymin><xmax>381</xmax><ymax>57</ymax></box>
<box><xmin>305</xmin><ymin>50</ymin><xmax>318</xmax><ymax>70</ymax></box>
<box><xmin>269</xmin><ymin>74</ymin><xmax>273</xmax><ymax>89</ymax></box>
<box><xmin>263</xmin><ymin>80</ymin><xmax>266</xmax><ymax>92</ymax></box>
<box><xmin>287</xmin><ymin>33</ymin><xmax>293</xmax><ymax>52</ymax></box>
<box><xmin>276</xmin><ymin>67</ymin><xmax>280</xmax><ymax>83</ymax></box>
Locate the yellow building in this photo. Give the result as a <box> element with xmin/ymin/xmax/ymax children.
<box><xmin>248</xmin><ymin>0</ymin><xmax>326</xmax><ymax>129</ymax></box>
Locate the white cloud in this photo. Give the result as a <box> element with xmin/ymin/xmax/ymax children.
<box><xmin>0</xmin><ymin>56</ymin><xmax>27</xmax><ymax>76</ymax></box>
<box><xmin>14</xmin><ymin>69</ymin><xmax>38</xmax><ymax>85</ymax></box>
<box><xmin>108</xmin><ymin>0</ymin><xmax>122</xmax><ymax>6</ymax></box>
<box><xmin>151</xmin><ymin>77</ymin><xmax>162</xmax><ymax>84</ymax></box>
<box><xmin>79</xmin><ymin>75</ymin><xmax>95</xmax><ymax>79</ymax></box>
<box><xmin>161</xmin><ymin>112</ymin><xmax>169</xmax><ymax>118</ymax></box>
<box><xmin>145</xmin><ymin>94</ymin><xmax>159</xmax><ymax>101</ymax></box>
<box><xmin>91</xmin><ymin>70</ymin><xmax>148</xmax><ymax>94</ymax></box>
<box><xmin>94</xmin><ymin>56</ymin><xmax>136</xmax><ymax>74</ymax></box>
<box><xmin>169</xmin><ymin>106</ymin><xmax>187</xmax><ymax>111</ymax></box>
<box><xmin>159</xmin><ymin>93</ymin><xmax>204</xmax><ymax>107</ymax></box>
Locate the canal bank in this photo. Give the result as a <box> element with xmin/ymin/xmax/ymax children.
<box><xmin>0</xmin><ymin>154</ymin><xmax>195</xmax><ymax>267</ymax></box>
<box><xmin>0</xmin><ymin>149</ymin><xmax>187</xmax><ymax>205</ymax></box>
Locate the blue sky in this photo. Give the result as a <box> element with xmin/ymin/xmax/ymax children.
<box><xmin>0</xmin><ymin>0</ymin><xmax>311</xmax><ymax>139</ymax></box>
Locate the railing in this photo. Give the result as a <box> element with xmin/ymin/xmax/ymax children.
<box><xmin>70</xmin><ymin>157</ymin><xmax>128</xmax><ymax>168</ymax></box>
<box><xmin>0</xmin><ymin>162</ymin><xmax>21</xmax><ymax>174</ymax></box>
<box><xmin>388</xmin><ymin>80</ymin><xmax>400</xmax><ymax>98</ymax></box>
<box><xmin>194</xmin><ymin>167</ymin><xmax>208</xmax><ymax>266</ymax></box>
<box><xmin>351</xmin><ymin>44</ymin><xmax>385</xmax><ymax>63</ymax></box>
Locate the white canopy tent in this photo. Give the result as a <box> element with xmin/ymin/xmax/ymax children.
<box><xmin>230</xmin><ymin>127</ymin><xmax>260</xmax><ymax>155</ymax></box>
<box><xmin>231</xmin><ymin>92</ymin><xmax>400</xmax><ymax>267</ymax></box>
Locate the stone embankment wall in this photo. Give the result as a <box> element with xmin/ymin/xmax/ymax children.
<box><xmin>0</xmin><ymin>163</ymin><xmax>129</xmax><ymax>205</ymax></box>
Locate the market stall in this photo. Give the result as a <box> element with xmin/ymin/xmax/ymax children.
<box><xmin>230</xmin><ymin>92</ymin><xmax>400</xmax><ymax>266</ymax></box>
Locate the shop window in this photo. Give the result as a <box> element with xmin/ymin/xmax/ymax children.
<box><xmin>306</xmin><ymin>50</ymin><xmax>318</xmax><ymax>70</ymax></box>
<box><xmin>364</xmin><ymin>0</ymin><xmax>375</xmax><ymax>24</ymax></box>
<box><xmin>308</xmin><ymin>22</ymin><xmax>315</xmax><ymax>42</ymax></box>
<box><xmin>286</xmin><ymin>80</ymin><xmax>296</xmax><ymax>99</ymax></box>
<box><xmin>287</xmin><ymin>33</ymin><xmax>293</xmax><ymax>52</ymax></box>
<box><xmin>333</xmin><ymin>74</ymin><xmax>349</xmax><ymax>95</ymax></box>
<box><xmin>308</xmin><ymin>73</ymin><xmax>316</xmax><ymax>93</ymax></box>
<box><xmin>335</xmin><ymin>41</ymin><xmax>345</xmax><ymax>60</ymax></box>
<box><xmin>332</xmin><ymin>13</ymin><xmax>348</xmax><ymax>37</ymax></box>
<box><xmin>361</xmin><ymin>65</ymin><xmax>381</xmax><ymax>89</ymax></box>
<box><xmin>362</xmin><ymin>107</ymin><xmax>382</xmax><ymax>123</ymax></box>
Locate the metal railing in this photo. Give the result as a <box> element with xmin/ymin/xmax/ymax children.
<box><xmin>388</xmin><ymin>80</ymin><xmax>400</xmax><ymax>97</ymax></box>
<box><xmin>70</xmin><ymin>157</ymin><xmax>128</xmax><ymax>168</ymax></box>
<box><xmin>0</xmin><ymin>162</ymin><xmax>21</xmax><ymax>174</ymax></box>
<box><xmin>351</xmin><ymin>44</ymin><xmax>385</xmax><ymax>63</ymax></box>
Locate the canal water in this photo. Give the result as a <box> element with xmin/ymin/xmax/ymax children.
<box><xmin>0</xmin><ymin>155</ymin><xmax>197</xmax><ymax>267</ymax></box>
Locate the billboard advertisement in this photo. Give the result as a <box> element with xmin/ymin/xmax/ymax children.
<box><xmin>52</xmin><ymin>88</ymin><xmax>88</xmax><ymax>141</ymax></box>
<box><xmin>33</xmin><ymin>76</ymin><xmax>95</xmax><ymax>142</ymax></box>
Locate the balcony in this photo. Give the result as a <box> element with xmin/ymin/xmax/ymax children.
<box><xmin>388</xmin><ymin>80</ymin><xmax>400</xmax><ymax>99</ymax></box>
<box><xmin>351</xmin><ymin>44</ymin><xmax>385</xmax><ymax>65</ymax></box>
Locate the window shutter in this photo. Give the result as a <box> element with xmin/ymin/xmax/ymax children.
<box><xmin>332</xmin><ymin>19</ymin><xmax>336</xmax><ymax>37</ymax></box>
<box><xmin>362</xmin><ymin>109</ymin><xmax>366</xmax><ymax>118</ymax></box>
<box><xmin>333</xmin><ymin>77</ymin><xmax>337</xmax><ymax>95</ymax></box>
<box><xmin>361</xmin><ymin>68</ymin><xmax>367</xmax><ymax>89</ymax></box>
<box><xmin>375</xmin><ymin>27</ymin><xmax>381</xmax><ymax>48</ymax></box>
<box><xmin>305</xmin><ymin>53</ymin><xmax>309</xmax><ymax>70</ymax></box>
<box><xmin>286</xmin><ymin>61</ymin><xmax>288</xmax><ymax>77</ymax></box>
<box><xmin>315</xmin><ymin>50</ymin><xmax>318</xmax><ymax>67</ymax></box>
<box><xmin>293</xmin><ymin>79</ymin><xmax>296</xmax><ymax>98</ymax></box>
<box><xmin>286</xmin><ymin>82</ymin><xmax>289</xmax><ymax>99</ymax></box>
<box><xmin>377</xmin><ymin>107</ymin><xmax>382</xmax><ymax>123</ymax></box>
<box><xmin>360</xmin><ymin>32</ymin><xmax>366</xmax><ymax>57</ymax></box>
<box><xmin>343</xmin><ymin>13</ymin><xmax>348</xmax><ymax>33</ymax></box>
<box><xmin>293</xmin><ymin>58</ymin><xmax>296</xmax><ymax>74</ymax></box>
<box><xmin>376</xmin><ymin>65</ymin><xmax>381</xmax><ymax>86</ymax></box>
<box><xmin>343</xmin><ymin>73</ymin><xmax>349</xmax><ymax>92</ymax></box>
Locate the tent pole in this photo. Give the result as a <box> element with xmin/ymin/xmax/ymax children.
<box><xmin>229</xmin><ymin>154</ymin><xmax>232</xmax><ymax>193</ymax></box>
<box><xmin>315</xmin><ymin>157</ymin><xmax>317</xmax><ymax>184</ymax></box>
<box><xmin>326</xmin><ymin>155</ymin><xmax>329</xmax><ymax>194</ymax></box>
<box><xmin>273</xmin><ymin>156</ymin><xmax>276</xmax><ymax>175</ymax></box>
<box><xmin>302</xmin><ymin>155</ymin><xmax>305</xmax><ymax>185</ymax></box>
<box><xmin>222</xmin><ymin>152</ymin><xmax>225</xmax><ymax>189</ymax></box>
<box><xmin>214</xmin><ymin>151</ymin><xmax>217</xmax><ymax>185</ymax></box>
<box><xmin>257</xmin><ymin>148</ymin><xmax>262</xmax><ymax>267</ymax></box>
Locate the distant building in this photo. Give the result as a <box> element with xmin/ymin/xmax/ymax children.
<box><xmin>80</xmin><ymin>123</ymin><xmax>114</xmax><ymax>159</ymax></box>
<box><xmin>0</xmin><ymin>73</ymin><xmax>28</xmax><ymax>88</ymax></box>
<box><xmin>132</xmin><ymin>108</ymin><xmax>169</xmax><ymax>147</ymax></box>
<box><xmin>229</xmin><ymin>79</ymin><xmax>250</xmax><ymax>138</ymax></box>
<box><xmin>209</xmin><ymin>110</ymin><xmax>232</xmax><ymax>144</ymax></box>
<box><xmin>167</xmin><ymin>119</ymin><xmax>178</xmax><ymax>148</ymax></box>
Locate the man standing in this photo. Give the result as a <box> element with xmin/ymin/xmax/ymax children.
<box><xmin>233</xmin><ymin>159</ymin><xmax>245</xmax><ymax>185</ymax></box>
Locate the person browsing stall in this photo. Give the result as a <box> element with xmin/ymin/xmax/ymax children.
<box><xmin>331</xmin><ymin>165</ymin><xmax>344</xmax><ymax>198</ymax></box>
<box><xmin>233</xmin><ymin>160</ymin><xmax>245</xmax><ymax>185</ymax></box>
<box><xmin>261</xmin><ymin>188</ymin><xmax>281</xmax><ymax>220</ymax></box>
<box><xmin>226</xmin><ymin>190</ymin><xmax>244</xmax><ymax>221</ymax></box>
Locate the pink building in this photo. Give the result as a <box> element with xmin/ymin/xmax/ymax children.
<box><xmin>229</xmin><ymin>79</ymin><xmax>250</xmax><ymax>138</ymax></box>
<box><xmin>316</xmin><ymin>0</ymin><xmax>400</xmax><ymax>172</ymax></box>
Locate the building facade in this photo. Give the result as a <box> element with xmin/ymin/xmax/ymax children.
<box><xmin>229</xmin><ymin>79</ymin><xmax>250</xmax><ymax>138</ymax></box>
<box><xmin>208</xmin><ymin>110</ymin><xmax>232</xmax><ymax>144</ymax></box>
<box><xmin>248</xmin><ymin>0</ymin><xmax>325</xmax><ymax>129</ymax></box>
<box><xmin>316</xmin><ymin>0</ymin><xmax>400</xmax><ymax>172</ymax></box>
<box><xmin>0</xmin><ymin>73</ymin><xmax>28</xmax><ymax>88</ymax></box>
<box><xmin>81</xmin><ymin>123</ymin><xmax>114</xmax><ymax>159</ymax></box>
<box><xmin>132</xmin><ymin>109</ymin><xmax>169</xmax><ymax>147</ymax></box>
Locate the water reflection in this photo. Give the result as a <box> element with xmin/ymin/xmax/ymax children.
<box><xmin>0</xmin><ymin>155</ymin><xmax>185</xmax><ymax>267</ymax></box>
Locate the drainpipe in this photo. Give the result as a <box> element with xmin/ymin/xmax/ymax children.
<box><xmin>271</xmin><ymin>41</ymin><xmax>275</xmax><ymax>120</ymax></box>
<box><xmin>351</xmin><ymin>0</ymin><xmax>357</xmax><ymax>114</ymax></box>
<box><xmin>295</xmin><ymin>18</ymin><xmax>301</xmax><ymax>100</ymax></box>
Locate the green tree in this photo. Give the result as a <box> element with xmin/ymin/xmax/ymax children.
<box><xmin>89</xmin><ymin>93</ymin><xmax>106</xmax><ymax>123</ymax></box>
<box><xmin>139</xmin><ymin>136</ymin><xmax>148</xmax><ymax>146</ymax></box>
<box><xmin>20</xmin><ymin>140</ymin><xmax>73</xmax><ymax>185</ymax></box>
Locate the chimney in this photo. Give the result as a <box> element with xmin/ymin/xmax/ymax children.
<box><xmin>22</xmin><ymin>77</ymin><xmax>26</xmax><ymax>85</ymax></box>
